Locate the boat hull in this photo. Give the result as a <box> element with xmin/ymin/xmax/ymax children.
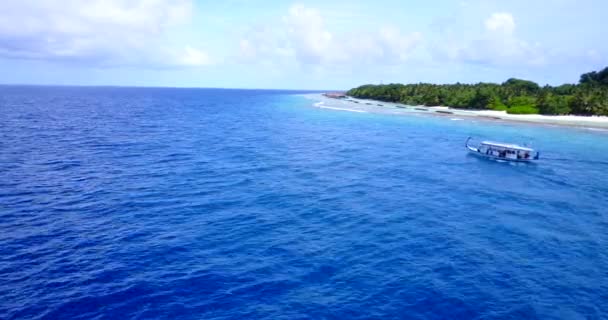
<box><xmin>467</xmin><ymin>148</ymin><xmax>536</xmax><ymax>162</ymax></box>
<box><xmin>466</xmin><ymin>137</ymin><xmax>538</xmax><ymax>162</ymax></box>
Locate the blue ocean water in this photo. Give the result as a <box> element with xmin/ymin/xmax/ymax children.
<box><xmin>1</xmin><ymin>86</ymin><xmax>607</xmax><ymax>320</ymax></box>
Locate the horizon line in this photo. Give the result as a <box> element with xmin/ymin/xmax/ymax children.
<box><xmin>0</xmin><ymin>83</ymin><xmax>339</xmax><ymax>92</ymax></box>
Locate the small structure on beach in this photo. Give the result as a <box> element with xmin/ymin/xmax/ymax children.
<box><xmin>323</xmin><ymin>92</ymin><xmax>347</xmax><ymax>99</ymax></box>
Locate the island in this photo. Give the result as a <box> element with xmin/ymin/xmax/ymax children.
<box><xmin>346</xmin><ymin>67</ymin><xmax>608</xmax><ymax>116</ymax></box>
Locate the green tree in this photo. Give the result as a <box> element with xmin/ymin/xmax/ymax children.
<box><xmin>537</xmin><ymin>93</ymin><xmax>571</xmax><ymax>115</ymax></box>
<box><xmin>346</xmin><ymin>67</ymin><xmax>608</xmax><ymax>116</ymax></box>
<box><xmin>580</xmin><ymin>67</ymin><xmax>608</xmax><ymax>86</ymax></box>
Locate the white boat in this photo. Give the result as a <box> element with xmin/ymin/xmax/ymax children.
<box><xmin>466</xmin><ymin>137</ymin><xmax>539</xmax><ymax>162</ymax></box>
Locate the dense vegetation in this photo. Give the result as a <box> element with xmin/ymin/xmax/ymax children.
<box><xmin>346</xmin><ymin>67</ymin><xmax>608</xmax><ymax>115</ymax></box>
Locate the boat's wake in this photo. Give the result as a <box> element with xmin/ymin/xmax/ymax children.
<box><xmin>542</xmin><ymin>157</ymin><xmax>608</xmax><ymax>166</ymax></box>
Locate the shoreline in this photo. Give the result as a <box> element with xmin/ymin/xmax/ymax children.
<box><xmin>307</xmin><ymin>94</ymin><xmax>608</xmax><ymax>131</ymax></box>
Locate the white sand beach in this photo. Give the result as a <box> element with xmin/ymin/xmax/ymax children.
<box><xmin>308</xmin><ymin>94</ymin><xmax>608</xmax><ymax>130</ymax></box>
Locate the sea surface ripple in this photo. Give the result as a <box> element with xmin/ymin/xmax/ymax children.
<box><xmin>1</xmin><ymin>86</ymin><xmax>607</xmax><ymax>319</ymax></box>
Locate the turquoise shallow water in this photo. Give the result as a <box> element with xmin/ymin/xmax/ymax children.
<box><xmin>1</xmin><ymin>86</ymin><xmax>607</xmax><ymax>319</ymax></box>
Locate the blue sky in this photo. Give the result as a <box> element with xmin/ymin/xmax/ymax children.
<box><xmin>0</xmin><ymin>0</ymin><xmax>606</xmax><ymax>89</ymax></box>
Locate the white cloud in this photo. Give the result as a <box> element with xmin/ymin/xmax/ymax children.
<box><xmin>435</xmin><ymin>12</ymin><xmax>546</xmax><ymax>67</ymax></box>
<box><xmin>239</xmin><ymin>4</ymin><xmax>422</xmax><ymax>67</ymax></box>
<box><xmin>285</xmin><ymin>4</ymin><xmax>333</xmax><ymax>64</ymax></box>
<box><xmin>0</xmin><ymin>0</ymin><xmax>211</xmax><ymax>67</ymax></box>
<box><xmin>176</xmin><ymin>46</ymin><xmax>212</xmax><ymax>67</ymax></box>
<box><xmin>237</xmin><ymin>26</ymin><xmax>293</xmax><ymax>64</ymax></box>
<box><xmin>239</xmin><ymin>39</ymin><xmax>257</xmax><ymax>61</ymax></box>
<box><xmin>484</xmin><ymin>12</ymin><xmax>515</xmax><ymax>35</ymax></box>
<box><xmin>378</xmin><ymin>27</ymin><xmax>423</xmax><ymax>61</ymax></box>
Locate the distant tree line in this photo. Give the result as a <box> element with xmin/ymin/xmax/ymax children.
<box><xmin>346</xmin><ymin>67</ymin><xmax>608</xmax><ymax>115</ymax></box>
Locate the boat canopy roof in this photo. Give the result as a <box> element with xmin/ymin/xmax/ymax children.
<box><xmin>481</xmin><ymin>141</ymin><xmax>534</xmax><ymax>152</ymax></box>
